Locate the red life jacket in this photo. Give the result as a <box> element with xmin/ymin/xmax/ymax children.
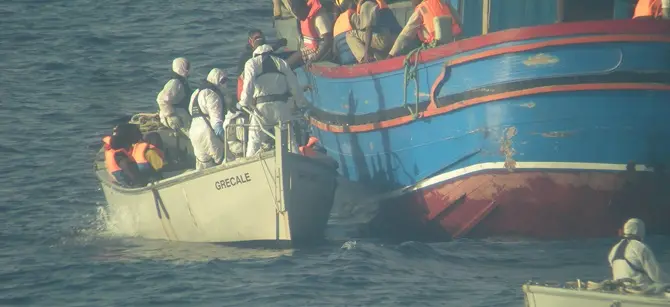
<box><xmin>299</xmin><ymin>0</ymin><xmax>324</xmax><ymax>51</ymax></box>
<box><xmin>416</xmin><ymin>0</ymin><xmax>462</xmax><ymax>43</ymax></box>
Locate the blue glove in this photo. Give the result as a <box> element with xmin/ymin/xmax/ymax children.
<box><xmin>213</xmin><ymin>122</ymin><xmax>224</xmax><ymax>138</ymax></box>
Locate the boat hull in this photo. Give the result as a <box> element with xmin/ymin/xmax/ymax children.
<box><xmin>522</xmin><ymin>285</ymin><xmax>670</xmax><ymax>307</ymax></box>
<box><xmin>365</xmin><ymin>169</ymin><xmax>670</xmax><ymax>241</ymax></box>
<box><xmin>287</xmin><ymin>19</ymin><xmax>670</xmax><ymax>240</ymax></box>
<box><xmin>96</xmin><ymin>127</ymin><xmax>338</xmax><ymax>245</ymax></box>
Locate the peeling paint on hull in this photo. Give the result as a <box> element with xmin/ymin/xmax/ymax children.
<box><xmin>367</xmin><ymin>171</ymin><xmax>670</xmax><ymax>241</ymax></box>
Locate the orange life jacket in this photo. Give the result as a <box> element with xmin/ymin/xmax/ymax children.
<box><xmin>634</xmin><ymin>0</ymin><xmax>662</xmax><ymax>18</ymax></box>
<box><xmin>416</xmin><ymin>0</ymin><xmax>462</xmax><ymax>44</ymax></box>
<box><xmin>104</xmin><ymin>147</ymin><xmax>134</xmax><ymax>184</ymax></box>
<box><xmin>333</xmin><ymin>9</ymin><xmax>354</xmax><ymax>37</ymax></box>
<box><xmin>299</xmin><ymin>136</ymin><xmax>320</xmax><ymax>157</ymax></box>
<box><xmin>299</xmin><ymin>0</ymin><xmax>324</xmax><ymax>51</ymax></box>
<box><xmin>102</xmin><ymin>136</ymin><xmax>112</xmax><ymax>150</ymax></box>
<box><xmin>131</xmin><ymin>142</ymin><xmax>163</xmax><ymax>171</ymax></box>
<box><xmin>237</xmin><ymin>75</ymin><xmax>243</xmax><ymax>101</ymax></box>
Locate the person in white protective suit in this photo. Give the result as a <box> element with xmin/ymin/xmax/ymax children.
<box><xmin>222</xmin><ymin>100</ymin><xmax>248</xmax><ymax>161</ymax></box>
<box><xmin>239</xmin><ymin>44</ymin><xmax>304</xmax><ymax>157</ymax></box>
<box><xmin>188</xmin><ymin>68</ymin><xmax>229</xmax><ymax>170</ymax></box>
<box><xmin>608</xmin><ymin>218</ymin><xmax>668</xmax><ymax>288</ymax></box>
<box><xmin>157</xmin><ymin>57</ymin><xmax>193</xmax><ymax>132</ymax></box>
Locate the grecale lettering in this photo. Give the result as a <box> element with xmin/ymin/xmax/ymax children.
<box><xmin>214</xmin><ymin>172</ymin><xmax>252</xmax><ymax>190</ymax></box>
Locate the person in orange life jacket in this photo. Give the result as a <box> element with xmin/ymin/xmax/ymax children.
<box><xmin>387</xmin><ymin>0</ymin><xmax>462</xmax><ymax>58</ymax></box>
<box><xmin>608</xmin><ymin>218</ymin><xmax>668</xmax><ymax>288</ymax></box>
<box><xmin>285</xmin><ymin>0</ymin><xmax>334</xmax><ymax>70</ymax></box>
<box><xmin>131</xmin><ymin>132</ymin><xmax>165</xmax><ymax>181</ymax></box>
<box><xmin>332</xmin><ymin>0</ymin><xmax>357</xmax><ymax>65</ymax></box>
<box><xmin>633</xmin><ymin>0</ymin><xmax>665</xmax><ymax>19</ymax></box>
<box><xmin>346</xmin><ymin>0</ymin><xmax>402</xmax><ymax>63</ymax></box>
<box><xmin>105</xmin><ymin>123</ymin><xmax>147</xmax><ymax>188</ymax></box>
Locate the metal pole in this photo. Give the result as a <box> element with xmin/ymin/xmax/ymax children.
<box><xmin>663</xmin><ymin>0</ymin><xmax>670</xmax><ymax>19</ymax></box>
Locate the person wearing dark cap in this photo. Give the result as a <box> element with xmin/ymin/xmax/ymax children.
<box><xmin>234</xmin><ymin>29</ymin><xmax>288</xmax><ymax>77</ymax></box>
<box><xmin>104</xmin><ymin>123</ymin><xmax>147</xmax><ymax>188</ymax></box>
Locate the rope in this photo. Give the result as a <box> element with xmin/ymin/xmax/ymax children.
<box><xmin>129</xmin><ymin>113</ymin><xmax>164</xmax><ymax>133</ymax></box>
<box><xmin>402</xmin><ymin>41</ymin><xmax>436</xmax><ymax>120</ymax></box>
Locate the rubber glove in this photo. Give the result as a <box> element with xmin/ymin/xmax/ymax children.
<box><xmin>213</xmin><ymin>122</ymin><xmax>224</xmax><ymax>138</ymax></box>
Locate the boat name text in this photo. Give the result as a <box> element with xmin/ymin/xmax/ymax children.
<box><xmin>215</xmin><ymin>173</ymin><xmax>252</xmax><ymax>190</ymax></box>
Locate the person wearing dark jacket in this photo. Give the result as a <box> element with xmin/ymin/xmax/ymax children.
<box><xmin>234</xmin><ymin>29</ymin><xmax>288</xmax><ymax>76</ymax></box>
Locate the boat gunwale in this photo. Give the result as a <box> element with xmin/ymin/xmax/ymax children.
<box><xmin>522</xmin><ymin>283</ymin><xmax>670</xmax><ymax>303</ymax></box>
<box><xmin>307</xmin><ymin>19</ymin><xmax>670</xmax><ymax>78</ymax></box>
<box><xmin>95</xmin><ymin>149</ymin><xmax>337</xmax><ymax>195</ymax></box>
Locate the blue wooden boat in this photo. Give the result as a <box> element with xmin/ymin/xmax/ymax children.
<box><xmin>269</xmin><ymin>0</ymin><xmax>670</xmax><ymax>240</ymax></box>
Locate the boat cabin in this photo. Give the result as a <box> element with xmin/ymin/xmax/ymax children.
<box><xmin>273</xmin><ymin>0</ymin><xmax>642</xmax><ymax>61</ymax></box>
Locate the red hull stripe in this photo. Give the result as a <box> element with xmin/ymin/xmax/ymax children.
<box><xmin>308</xmin><ymin>20</ymin><xmax>670</xmax><ymax>78</ymax></box>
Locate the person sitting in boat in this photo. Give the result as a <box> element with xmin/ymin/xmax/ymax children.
<box><xmin>235</xmin><ymin>29</ymin><xmax>288</xmax><ymax>78</ymax></box>
<box><xmin>104</xmin><ymin>123</ymin><xmax>147</xmax><ymax>188</ymax></box>
<box><xmin>240</xmin><ymin>44</ymin><xmax>304</xmax><ymax>157</ymax></box>
<box><xmin>633</xmin><ymin>0</ymin><xmax>667</xmax><ymax>19</ymax></box>
<box><xmin>285</xmin><ymin>0</ymin><xmax>334</xmax><ymax>69</ymax></box>
<box><xmin>131</xmin><ymin>132</ymin><xmax>165</xmax><ymax>181</ymax></box>
<box><xmin>223</xmin><ymin>100</ymin><xmax>248</xmax><ymax>161</ymax></box>
<box><xmin>387</xmin><ymin>0</ymin><xmax>462</xmax><ymax>59</ymax></box>
<box><xmin>346</xmin><ymin>0</ymin><xmax>402</xmax><ymax>63</ymax></box>
<box><xmin>608</xmin><ymin>218</ymin><xmax>668</xmax><ymax>288</ymax></box>
<box><xmin>188</xmin><ymin>68</ymin><xmax>229</xmax><ymax>170</ymax></box>
<box><xmin>156</xmin><ymin>57</ymin><xmax>193</xmax><ymax>133</ymax></box>
<box><xmin>332</xmin><ymin>0</ymin><xmax>357</xmax><ymax>65</ymax></box>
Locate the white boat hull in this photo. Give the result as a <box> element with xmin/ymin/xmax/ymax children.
<box><xmin>95</xmin><ymin>122</ymin><xmax>338</xmax><ymax>245</ymax></box>
<box><xmin>523</xmin><ymin>284</ymin><xmax>670</xmax><ymax>307</ymax></box>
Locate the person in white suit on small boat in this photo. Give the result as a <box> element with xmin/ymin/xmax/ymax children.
<box><xmin>608</xmin><ymin>218</ymin><xmax>668</xmax><ymax>288</ymax></box>
<box><xmin>157</xmin><ymin>57</ymin><xmax>193</xmax><ymax>132</ymax></box>
<box><xmin>188</xmin><ymin>68</ymin><xmax>228</xmax><ymax>170</ymax></box>
<box><xmin>239</xmin><ymin>44</ymin><xmax>303</xmax><ymax>157</ymax></box>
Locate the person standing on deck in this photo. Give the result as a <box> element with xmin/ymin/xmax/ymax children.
<box><xmin>387</xmin><ymin>0</ymin><xmax>462</xmax><ymax>58</ymax></box>
<box><xmin>346</xmin><ymin>0</ymin><xmax>402</xmax><ymax>63</ymax></box>
<box><xmin>285</xmin><ymin>0</ymin><xmax>334</xmax><ymax>69</ymax></box>
<box><xmin>188</xmin><ymin>68</ymin><xmax>229</xmax><ymax>170</ymax></box>
<box><xmin>240</xmin><ymin>44</ymin><xmax>304</xmax><ymax>157</ymax></box>
<box><xmin>608</xmin><ymin>218</ymin><xmax>669</xmax><ymax>288</ymax></box>
<box><xmin>156</xmin><ymin>57</ymin><xmax>193</xmax><ymax>132</ymax></box>
<box><xmin>235</xmin><ymin>29</ymin><xmax>288</xmax><ymax>78</ymax></box>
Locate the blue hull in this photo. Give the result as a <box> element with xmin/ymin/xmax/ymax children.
<box><xmin>297</xmin><ymin>19</ymin><xmax>670</xmax><ymax>239</ymax></box>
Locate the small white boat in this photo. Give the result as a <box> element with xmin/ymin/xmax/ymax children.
<box><xmin>94</xmin><ymin>113</ymin><xmax>339</xmax><ymax>246</ymax></box>
<box><xmin>523</xmin><ymin>280</ymin><xmax>670</xmax><ymax>307</ymax></box>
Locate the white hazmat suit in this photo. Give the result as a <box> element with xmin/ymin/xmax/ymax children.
<box><xmin>223</xmin><ymin>106</ymin><xmax>247</xmax><ymax>161</ymax></box>
<box><xmin>239</xmin><ymin>44</ymin><xmax>304</xmax><ymax>157</ymax></box>
<box><xmin>608</xmin><ymin>218</ymin><xmax>668</xmax><ymax>287</ymax></box>
<box><xmin>188</xmin><ymin>68</ymin><xmax>228</xmax><ymax>170</ymax></box>
<box><xmin>157</xmin><ymin>57</ymin><xmax>192</xmax><ymax>131</ymax></box>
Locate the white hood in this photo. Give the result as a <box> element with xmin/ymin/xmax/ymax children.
<box><xmin>623</xmin><ymin>218</ymin><xmax>646</xmax><ymax>239</ymax></box>
<box><xmin>172</xmin><ymin>57</ymin><xmax>190</xmax><ymax>77</ymax></box>
<box><xmin>206</xmin><ymin>68</ymin><xmax>228</xmax><ymax>87</ymax></box>
<box><xmin>253</xmin><ymin>44</ymin><xmax>274</xmax><ymax>57</ymax></box>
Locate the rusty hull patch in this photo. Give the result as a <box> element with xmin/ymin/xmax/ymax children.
<box><xmin>533</xmin><ymin>130</ymin><xmax>577</xmax><ymax>138</ymax></box>
<box><xmin>499</xmin><ymin>126</ymin><xmax>518</xmax><ymax>171</ymax></box>
<box><xmin>523</xmin><ymin>53</ymin><xmax>559</xmax><ymax>66</ymax></box>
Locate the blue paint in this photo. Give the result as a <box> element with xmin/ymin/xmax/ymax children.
<box><xmin>312</xmin><ymin>90</ymin><xmax>670</xmax><ymax>188</ymax></box>
<box><xmin>300</xmin><ymin>41</ymin><xmax>670</xmax><ymax>116</ymax></box>
<box><xmin>304</xmin><ymin>35</ymin><xmax>670</xmax><ymax>192</ymax></box>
